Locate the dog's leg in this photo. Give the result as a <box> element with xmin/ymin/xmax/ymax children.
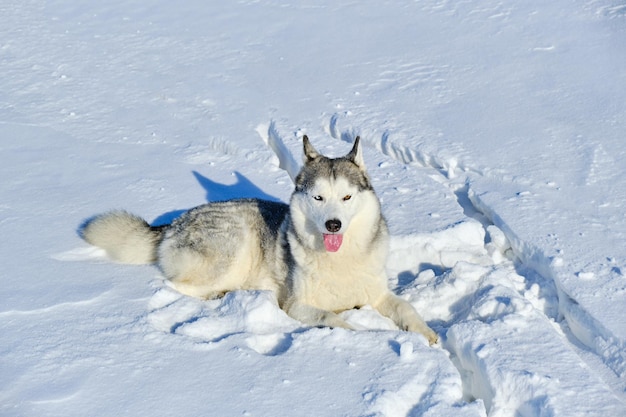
<box><xmin>374</xmin><ymin>293</ymin><xmax>439</xmax><ymax>345</ymax></box>
<box><xmin>286</xmin><ymin>301</ymin><xmax>354</xmax><ymax>330</ymax></box>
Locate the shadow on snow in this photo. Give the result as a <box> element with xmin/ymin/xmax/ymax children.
<box><xmin>151</xmin><ymin>170</ymin><xmax>282</xmax><ymax>226</ymax></box>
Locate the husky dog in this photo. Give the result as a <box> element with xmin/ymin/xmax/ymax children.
<box><xmin>82</xmin><ymin>136</ymin><xmax>438</xmax><ymax>344</ymax></box>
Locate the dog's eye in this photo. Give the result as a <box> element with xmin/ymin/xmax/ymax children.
<box><xmin>343</xmin><ymin>195</ymin><xmax>352</xmax><ymax>201</ymax></box>
<box><xmin>313</xmin><ymin>195</ymin><xmax>324</xmax><ymax>201</ymax></box>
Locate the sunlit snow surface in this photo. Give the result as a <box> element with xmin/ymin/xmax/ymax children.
<box><xmin>1</xmin><ymin>1</ymin><xmax>625</xmax><ymax>416</ymax></box>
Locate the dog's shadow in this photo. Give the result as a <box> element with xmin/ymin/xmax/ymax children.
<box><xmin>151</xmin><ymin>171</ymin><xmax>282</xmax><ymax>226</ymax></box>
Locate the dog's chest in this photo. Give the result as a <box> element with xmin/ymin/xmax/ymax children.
<box><xmin>299</xmin><ymin>252</ymin><xmax>387</xmax><ymax>312</ymax></box>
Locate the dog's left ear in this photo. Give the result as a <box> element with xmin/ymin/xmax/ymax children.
<box><xmin>347</xmin><ymin>136</ymin><xmax>365</xmax><ymax>169</ymax></box>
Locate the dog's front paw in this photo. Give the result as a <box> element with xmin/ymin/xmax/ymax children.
<box><xmin>424</xmin><ymin>328</ymin><xmax>439</xmax><ymax>346</ymax></box>
<box><xmin>321</xmin><ymin>313</ymin><xmax>354</xmax><ymax>331</ymax></box>
<box><xmin>403</xmin><ymin>322</ymin><xmax>439</xmax><ymax>346</ymax></box>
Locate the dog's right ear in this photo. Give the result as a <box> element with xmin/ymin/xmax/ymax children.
<box><xmin>303</xmin><ymin>135</ymin><xmax>320</xmax><ymax>163</ymax></box>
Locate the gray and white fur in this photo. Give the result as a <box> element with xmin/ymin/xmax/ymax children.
<box><xmin>82</xmin><ymin>136</ymin><xmax>438</xmax><ymax>344</ymax></box>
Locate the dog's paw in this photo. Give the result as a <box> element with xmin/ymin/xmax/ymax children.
<box><xmin>403</xmin><ymin>321</ymin><xmax>439</xmax><ymax>346</ymax></box>
<box><xmin>425</xmin><ymin>329</ymin><xmax>439</xmax><ymax>346</ymax></box>
<box><xmin>322</xmin><ymin>314</ymin><xmax>355</xmax><ymax>331</ymax></box>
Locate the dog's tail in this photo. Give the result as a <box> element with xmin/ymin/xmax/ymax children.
<box><xmin>80</xmin><ymin>210</ymin><xmax>166</xmax><ymax>264</ymax></box>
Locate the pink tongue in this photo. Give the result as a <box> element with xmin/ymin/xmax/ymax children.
<box><xmin>323</xmin><ymin>234</ymin><xmax>343</xmax><ymax>252</ymax></box>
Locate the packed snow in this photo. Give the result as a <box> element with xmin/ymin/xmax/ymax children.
<box><xmin>1</xmin><ymin>1</ymin><xmax>625</xmax><ymax>416</ymax></box>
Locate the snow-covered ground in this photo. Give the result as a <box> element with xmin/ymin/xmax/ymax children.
<box><xmin>1</xmin><ymin>1</ymin><xmax>625</xmax><ymax>416</ymax></box>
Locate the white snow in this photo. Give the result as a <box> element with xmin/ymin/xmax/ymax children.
<box><xmin>2</xmin><ymin>1</ymin><xmax>626</xmax><ymax>416</ymax></box>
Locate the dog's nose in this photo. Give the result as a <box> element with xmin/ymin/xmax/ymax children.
<box><xmin>325</xmin><ymin>219</ymin><xmax>342</xmax><ymax>233</ymax></box>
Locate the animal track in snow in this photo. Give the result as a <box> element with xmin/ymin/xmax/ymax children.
<box><xmin>177</xmin><ymin>137</ymin><xmax>241</xmax><ymax>165</ymax></box>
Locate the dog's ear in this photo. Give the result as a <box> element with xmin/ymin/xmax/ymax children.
<box><xmin>347</xmin><ymin>136</ymin><xmax>365</xmax><ymax>169</ymax></box>
<box><xmin>302</xmin><ymin>135</ymin><xmax>320</xmax><ymax>163</ymax></box>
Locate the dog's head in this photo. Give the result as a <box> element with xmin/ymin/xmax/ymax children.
<box><xmin>290</xmin><ymin>136</ymin><xmax>381</xmax><ymax>253</ymax></box>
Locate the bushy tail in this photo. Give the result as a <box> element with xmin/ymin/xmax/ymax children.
<box><xmin>80</xmin><ymin>210</ymin><xmax>165</xmax><ymax>264</ymax></box>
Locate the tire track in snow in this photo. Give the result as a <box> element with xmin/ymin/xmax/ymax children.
<box><xmin>321</xmin><ymin>114</ymin><xmax>626</xmax><ymax>414</ymax></box>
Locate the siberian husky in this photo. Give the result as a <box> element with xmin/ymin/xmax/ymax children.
<box><xmin>82</xmin><ymin>136</ymin><xmax>438</xmax><ymax>344</ymax></box>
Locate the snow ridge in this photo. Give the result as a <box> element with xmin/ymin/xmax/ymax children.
<box><xmin>469</xmin><ymin>188</ymin><xmax>626</xmax><ymax>383</ymax></box>
<box><xmin>256</xmin><ymin>121</ymin><xmax>301</xmax><ymax>183</ymax></box>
